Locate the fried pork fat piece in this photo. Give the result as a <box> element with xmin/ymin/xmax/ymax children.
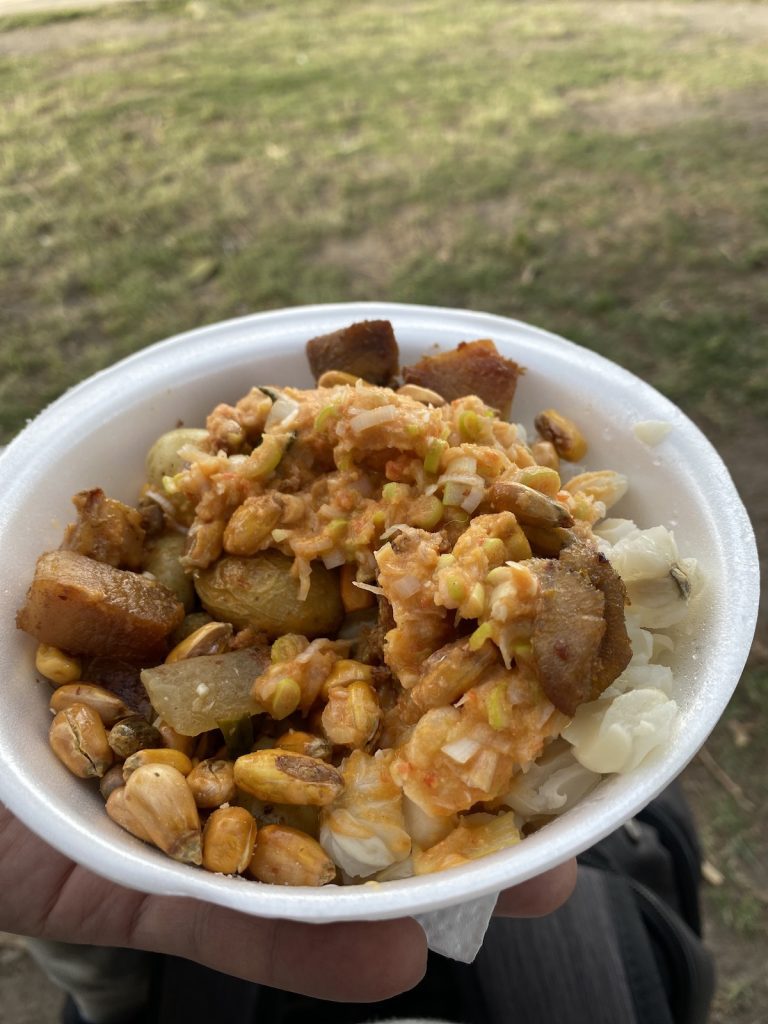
<box><xmin>16</xmin><ymin>550</ymin><xmax>184</xmax><ymax>662</ymax></box>
<box><xmin>62</xmin><ymin>488</ymin><xmax>146</xmax><ymax>571</ymax></box>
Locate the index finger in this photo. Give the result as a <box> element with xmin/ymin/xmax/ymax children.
<box><xmin>493</xmin><ymin>858</ymin><xmax>577</xmax><ymax>917</ymax></box>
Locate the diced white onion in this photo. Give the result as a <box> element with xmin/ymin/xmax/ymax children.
<box><xmin>349</xmin><ymin>405</ymin><xmax>398</xmax><ymax>433</ymax></box>
<box><xmin>322</xmin><ymin>549</ymin><xmax>347</xmax><ymax>569</ymax></box>
<box><xmin>265</xmin><ymin>393</ymin><xmax>300</xmax><ymax>430</ymax></box>
<box><xmin>461</xmin><ymin>485</ymin><xmax>486</xmax><ymax>513</ymax></box>
<box><xmin>391</xmin><ymin>574</ymin><xmax>422</xmax><ymax>599</ymax></box>
<box><xmin>441</xmin><ymin>737</ymin><xmax>481</xmax><ymax>764</ymax></box>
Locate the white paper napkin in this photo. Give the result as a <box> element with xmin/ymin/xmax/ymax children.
<box><xmin>414</xmin><ymin>891</ymin><xmax>498</xmax><ymax>963</ymax></box>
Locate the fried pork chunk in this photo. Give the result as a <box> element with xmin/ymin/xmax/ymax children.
<box><xmin>529</xmin><ymin>545</ymin><xmax>632</xmax><ymax>716</ymax></box>
<box><xmin>402</xmin><ymin>339</ymin><xmax>523</xmax><ymax>417</ymax></box>
<box><xmin>306</xmin><ymin>320</ymin><xmax>399</xmax><ymax>386</ymax></box>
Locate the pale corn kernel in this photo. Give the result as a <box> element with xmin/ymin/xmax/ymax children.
<box><xmin>122</xmin><ymin>748</ymin><xmax>194</xmax><ymax>780</ymax></box>
<box><xmin>252</xmin><ymin>674</ymin><xmax>302</xmax><ymax>720</ymax></box>
<box><xmin>234</xmin><ymin>749</ymin><xmax>343</xmax><ymax>806</ymax></box>
<box><xmin>165</xmin><ymin>621</ymin><xmax>233</xmax><ymax>663</ymax></box>
<box><xmin>36</xmin><ymin>644</ymin><xmax>81</xmax><ymax>686</ymax></box>
<box><xmin>124</xmin><ymin>764</ymin><xmax>202</xmax><ymax>864</ymax></box>
<box><xmin>186</xmin><ymin>758</ymin><xmax>236</xmax><ymax>809</ymax></box>
<box><xmin>270</xmin><ymin>634</ymin><xmax>310</xmax><ymax>663</ymax></box>
<box><xmin>517</xmin><ymin>465</ymin><xmax>562</xmax><ymax>498</ymax></box>
<box><xmin>563</xmin><ymin>470</ymin><xmax>629</xmax><ymax>510</ymax></box>
<box><xmin>396</xmin><ymin>383</ymin><xmax>446</xmax><ymax>406</ymax></box>
<box><xmin>49</xmin><ymin>703</ymin><xmax>113</xmax><ymax>779</ymax></box>
<box><xmin>202</xmin><ymin>806</ymin><xmax>257</xmax><ymax>874</ymax></box>
<box><xmin>534</xmin><ymin>408</ymin><xmax>588</xmax><ymax>462</ymax></box>
<box><xmin>530</xmin><ymin>440</ymin><xmax>560</xmax><ymax>471</ymax></box>
<box><xmin>317</xmin><ymin>370</ymin><xmax>361</xmax><ymax>387</ymax></box>
<box><xmin>247</xmin><ymin>824</ymin><xmax>336</xmax><ymax>886</ymax></box>
<box><xmin>321</xmin><ymin>682</ymin><xmax>380</xmax><ymax>749</ymax></box>
<box><xmin>320</xmin><ymin>659</ymin><xmax>373</xmax><ymax>700</ymax></box>
<box><xmin>50</xmin><ymin>684</ymin><xmax>132</xmax><ymax>727</ymax></box>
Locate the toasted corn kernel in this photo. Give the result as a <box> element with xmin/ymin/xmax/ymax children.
<box><xmin>49</xmin><ymin>703</ymin><xmax>112</xmax><ymax>779</ymax></box>
<box><xmin>124</xmin><ymin>763</ymin><xmax>202</xmax><ymax>864</ymax></box>
<box><xmin>340</xmin><ymin>563</ymin><xmax>375</xmax><ymax>613</ymax></box>
<box><xmin>36</xmin><ymin>644</ymin><xmax>81</xmax><ymax>686</ymax></box>
<box><xmin>563</xmin><ymin>470</ymin><xmax>629</xmax><ymax>510</ymax></box>
<box><xmin>320</xmin><ymin>659</ymin><xmax>373</xmax><ymax>700</ymax></box>
<box><xmin>165</xmin><ymin>621</ymin><xmax>233</xmax><ymax>664</ymax></box>
<box><xmin>487</xmin><ymin>480</ymin><xmax>573</xmax><ymax>528</ymax></box>
<box><xmin>223</xmin><ymin>495</ymin><xmax>283</xmax><ymax>556</ymax></box>
<box><xmin>50</xmin><ymin>684</ymin><xmax>132</xmax><ymax>728</ymax></box>
<box><xmin>99</xmin><ymin>764</ymin><xmax>127</xmax><ymax>800</ymax></box>
<box><xmin>530</xmin><ymin>440</ymin><xmax>560</xmax><ymax>471</ymax></box>
<box><xmin>186</xmin><ymin>758</ymin><xmax>236</xmax><ymax>809</ymax></box>
<box><xmin>105</xmin><ymin>786</ymin><xmax>152</xmax><ymax>842</ymax></box>
<box><xmin>183</xmin><ymin>519</ymin><xmax>224</xmax><ymax>569</ymax></box>
<box><xmin>521</xmin><ymin>523</ymin><xmax>573</xmax><ymax>557</ymax></box>
<box><xmin>108</xmin><ymin>717</ymin><xmax>163</xmax><ymax>760</ymax></box>
<box><xmin>396</xmin><ymin>383</ymin><xmax>446</xmax><ymax>406</ymax></box>
<box><xmin>273</xmin><ymin>730</ymin><xmax>332</xmax><ymax>761</ymax></box>
<box><xmin>123</xmin><ymin>748</ymin><xmax>194</xmax><ymax>780</ymax></box>
<box><xmin>248</xmin><ymin>824</ymin><xmax>336</xmax><ymax>886</ymax></box>
<box><xmin>234</xmin><ymin>750</ymin><xmax>343</xmax><ymax>806</ymax></box>
<box><xmin>252</xmin><ymin>674</ymin><xmax>302</xmax><ymax>721</ymax></box>
<box><xmin>154</xmin><ymin>719</ymin><xmax>197</xmax><ymax>756</ymax></box>
<box><xmin>202</xmin><ymin>806</ymin><xmax>257</xmax><ymax>875</ymax></box>
<box><xmin>534</xmin><ymin>408</ymin><xmax>588</xmax><ymax>462</ymax></box>
<box><xmin>321</xmin><ymin>681</ymin><xmax>380</xmax><ymax>749</ymax></box>
<box><xmin>317</xmin><ymin>370</ymin><xmax>361</xmax><ymax>387</ymax></box>
<box><xmin>517</xmin><ymin>465</ymin><xmax>562</xmax><ymax>497</ymax></box>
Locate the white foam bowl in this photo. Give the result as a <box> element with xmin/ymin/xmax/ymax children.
<box><xmin>0</xmin><ymin>302</ymin><xmax>758</xmax><ymax>923</ymax></box>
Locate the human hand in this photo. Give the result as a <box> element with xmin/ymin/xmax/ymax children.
<box><xmin>1</xmin><ymin>803</ymin><xmax>574</xmax><ymax>1001</ymax></box>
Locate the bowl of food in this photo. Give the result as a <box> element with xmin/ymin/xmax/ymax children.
<box><xmin>0</xmin><ymin>302</ymin><xmax>758</xmax><ymax>924</ymax></box>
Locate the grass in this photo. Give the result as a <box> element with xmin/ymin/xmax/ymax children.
<box><xmin>2</xmin><ymin>0</ymin><xmax>768</xmax><ymax>438</ymax></box>
<box><xmin>1</xmin><ymin>2</ymin><xmax>766</xmax><ymax>1020</ymax></box>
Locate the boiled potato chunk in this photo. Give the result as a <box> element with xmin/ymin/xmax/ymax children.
<box><xmin>195</xmin><ymin>552</ymin><xmax>343</xmax><ymax>639</ymax></box>
<box><xmin>144</xmin><ymin>532</ymin><xmax>195</xmax><ymax>611</ymax></box>
<box><xmin>141</xmin><ymin>647</ymin><xmax>270</xmax><ymax>735</ymax></box>
<box><xmin>145</xmin><ymin>428</ymin><xmax>208</xmax><ymax>491</ymax></box>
